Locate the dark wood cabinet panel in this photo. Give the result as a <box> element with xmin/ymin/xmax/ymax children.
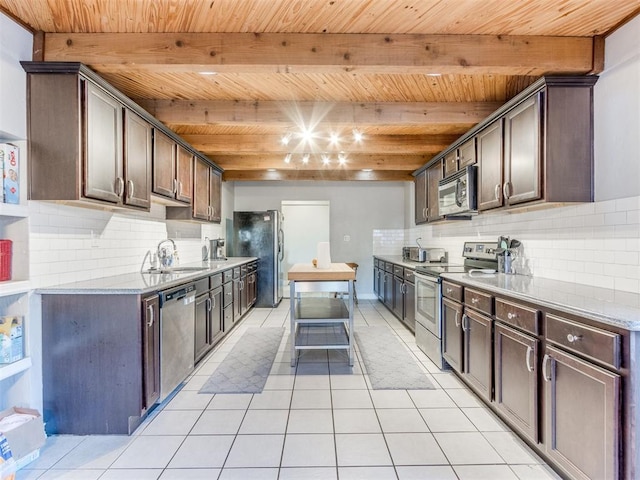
<box><xmin>210</xmin><ymin>170</ymin><xmax>222</xmax><ymax>223</ymax></box>
<box><xmin>403</xmin><ymin>280</ymin><xmax>415</xmax><ymax>332</ymax></box>
<box><xmin>464</xmin><ymin>287</ymin><xmax>493</xmax><ymax>316</ymax></box>
<box><xmin>152</xmin><ymin>129</ymin><xmax>177</xmax><ymax>198</ymax></box>
<box><xmin>392</xmin><ymin>274</ymin><xmax>404</xmax><ymax>319</ymax></box>
<box><xmin>83</xmin><ymin>82</ymin><xmax>123</xmax><ymax>204</ymax></box>
<box><xmin>543</xmin><ymin>345</ymin><xmax>620</xmax><ymax>480</ymax></box>
<box><xmin>193</xmin><ymin>157</ymin><xmax>211</xmax><ymax>221</ymax></box>
<box><xmin>176</xmin><ymin>145</ymin><xmax>193</xmax><ymax>204</ymax></box>
<box><xmin>124</xmin><ymin>109</ymin><xmax>152</xmax><ymax>209</ymax></box>
<box><xmin>444</xmin><ymin>150</ymin><xmax>458</xmax><ymax>177</ymax></box>
<box><xmin>426</xmin><ymin>161</ymin><xmax>443</xmax><ymax>222</ymax></box>
<box><xmin>211</xmin><ymin>286</ymin><xmax>223</xmax><ymax>341</ymax></box>
<box><xmin>504</xmin><ymin>94</ymin><xmax>541</xmax><ymax>205</ymax></box>
<box><xmin>494</xmin><ymin>322</ymin><xmax>538</xmax><ymax>443</ymax></box>
<box><xmin>477</xmin><ymin>120</ymin><xmax>504</xmax><ymax>211</ymax></box>
<box><xmin>458</xmin><ymin>138</ymin><xmax>476</xmax><ymax>168</ymax></box>
<box><xmin>463</xmin><ymin>308</ymin><xmax>493</xmax><ymax>401</ymax></box>
<box><xmin>142</xmin><ymin>294</ymin><xmax>160</xmax><ymax>411</ymax></box>
<box><xmin>167</xmin><ymin>156</ymin><xmax>222</xmax><ymax>223</ymax></box>
<box><xmin>442</xmin><ymin>297</ymin><xmax>464</xmax><ymax>373</ymax></box>
<box><xmin>194</xmin><ymin>292</ymin><xmax>210</xmax><ymax>363</ymax></box>
<box><xmin>414</xmin><ymin>170</ymin><xmax>428</xmax><ymax>224</ymax></box>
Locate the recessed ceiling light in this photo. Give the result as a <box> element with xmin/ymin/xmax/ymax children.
<box><xmin>353</xmin><ymin>129</ymin><xmax>363</xmax><ymax>142</ymax></box>
<box><xmin>267</xmin><ymin>168</ymin><xmax>277</xmax><ymax>172</ymax></box>
<box><xmin>281</xmin><ymin>133</ymin><xmax>292</xmax><ymax>146</ymax></box>
<box><xmin>198</xmin><ymin>71</ymin><xmax>217</xmax><ymax>75</ymax></box>
<box><xmin>302</xmin><ymin>154</ymin><xmax>310</xmax><ymax>164</ymax></box>
<box><xmin>338</xmin><ymin>153</ymin><xmax>347</xmax><ymax>165</ymax></box>
<box><xmin>321</xmin><ymin>154</ymin><xmax>330</xmax><ymax>165</ymax></box>
<box><xmin>329</xmin><ymin>132</ymin><xmax>340</xmax><ymax>145</ymax></box>
<box><xmin>426</xmin><ymin>73</ymin><xmax>441</xmax><ymax>77</ymax></box>
<box><xmin>284</xmin><ymin>154</ymin><xmax>292</xmax><ymax>164</ymax></box>
<box><xmin>301</xmin><ymin>128</ymin><xmax>314</xmax><ymax>144</ymax></box>
<box><xmin>362</xmin><ymin>168</ymin><xmax>373</xmax><ymax>172</ymax></box>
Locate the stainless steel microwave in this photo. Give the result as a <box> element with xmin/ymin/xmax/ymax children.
<box><xmin>438</xmin><ymin>165</ymin><xmax>478</xmax><ymax>218</ymax></box>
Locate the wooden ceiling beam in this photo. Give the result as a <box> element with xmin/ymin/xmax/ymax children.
<box><xmin>223</xmin><ymin>169</ymin><xmax>414</xmax><ymax>182</ymax></box>
<box><xmin>185</xmin><ymin>134</ymin><xmax>456</xmax><ymax>155</ymax></box>
<box><xmin>137</xmin><ymin>99</ymin><xmax>501</xmax><ymax>126</ymax></box>
<box><xmin>43</xmin><ymin>32</ymin><xmax>597</xmax><ymax>75</ymax></box>
<box><xmin>210</xmin><ymin>154</ymin><xmax>430</xmax><ymax>171</ymax></box>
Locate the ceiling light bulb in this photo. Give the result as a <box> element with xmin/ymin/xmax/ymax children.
<box><xmin>329</xmin><ymin>133</ymin><xmax>340</xmax><ymax>145</ymax></box>
<box><xmin>284</xmin><ymin>154</ymin><xmax>292</xmax><ymax>164</ymax></box>
<box><xmin>321</xmin><ymin>154</ymin><xmax>330</xmax><ymax>165</ymax></box>
<box><xmin>301</xmin><ymin>128</ymin><xmax>314</xmax><ymax>143</ymax></box>
<box><xmin>362</xmin><ymin>168</ymin><xmax>373</xmax><ymax>172</ymax></box>
<box><xmin>338</xmin><ymin>153</ymin><xmax>347</xmax><ymax>165</ymax></box>
<box><xmin>302</xmin><ymin>154</ymin><xmax>310</xmax><ymax>164</ymax></box>
<box><xmin>281</xmin><ymin>134</ymin><xmax>291</xmax><ymax>146</ymax></box>
<box><xmin>353</xmin><ymin>129</ymin><xmax>363</xmax><ymax>142</ymax></box>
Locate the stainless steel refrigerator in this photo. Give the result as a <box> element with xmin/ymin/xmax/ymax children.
<box><xmin>229</xmin><ymin>210</ymin><xmax>284</xmax><ymax>307</ymax></box>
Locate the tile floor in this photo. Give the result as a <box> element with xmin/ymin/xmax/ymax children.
<box><xmin>17</xmin><ymin>300</ymin><xmax>561</xmax><ymax>480</ymax></box>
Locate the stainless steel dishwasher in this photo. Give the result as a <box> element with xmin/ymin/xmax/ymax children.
<box><xmin>159</xmin><ymin>282</ymin><xmax>196</xmax><ymax>402</ymax></box>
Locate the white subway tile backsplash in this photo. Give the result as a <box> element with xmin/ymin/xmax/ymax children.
<box><xmin>376</xmin><ymin>195</ymin><xmax>640</xmax><ymax>294</ymax></box>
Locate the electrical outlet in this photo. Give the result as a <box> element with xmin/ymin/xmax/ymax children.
<box><xmin>343</xmin><ymin>235</ymin><xmax>351</xmax><ymax>242</ymax></box>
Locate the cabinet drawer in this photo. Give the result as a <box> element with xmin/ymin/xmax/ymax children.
<box><xmin>210</xmin><ymin>273</ymin><xmax>222</xmax><ymax>289</ymax></box>
<box><xmin>393</xmin><ymin>265</ymin><xmax>403</xmax><ymax>277</ymax></box>
<box><xmin>195</xmin><ymin>278</ymin><xmax>209</xmax><ymax>294</ymax></box>
<box><xmin>545</xmin><ymin>314</ymin><xmax>621</xmax><ymax>369</ymax></box>
<box><xmin>404</xmin><ymin>269</ymin><xmax>415</xmax><ymax>283</ymax></box>
<box><xmin>241</xmin><ymin>264</ymin><xmax>248</xmax><ymax>275</ymax></box>
<box><xmin>464</xmin><ymin>288</ymin><xmax>493</xmax><ymax>315</ymax></box>
<box><xmin>384</xmin><ymin>262</ymin><xmax>393</xmax><ymax>273</ymax></box>
<box><xmin>442</xmin><ymin>281</ymin><xmax>463</xmax><ymax>302</ymax></box>
<box><xmin>233</xmin><ymin>267</ymin><xmax>241</xmax><ymax>279</ymax></box>
<box><xmin>458</xmin><ymin>139</ymin><xmax>476</xmax><ymax>168</ymax></box>
<box><xmin>222</xmin><ymin>269</ymin><xmax>233</xmax><ymax>284</ymax></box>
<box><xmin>495</xmin><ymin>298</ymin><xmax>539</xmax><ymax>335</ymax></box>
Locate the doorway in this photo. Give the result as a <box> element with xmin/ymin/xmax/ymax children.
<box><xmin>281</xmin><ymin>200</ymin><xmax>330</xmax><ymax>297</ymax></box>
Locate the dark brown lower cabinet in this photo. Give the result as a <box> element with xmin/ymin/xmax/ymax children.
<box><xmin>392</xmin><ymin>274</ymin><xmax>404</xmax><ymax>319</ymax></box>
<box><xmin>543</xmin><ymin>345</ymin><xmax>620</xmax><ymax>480</ymax></box>
<box><xmin>463</xmin><ymin>308</ymin><xmax>493</xmax><ymax>401</ymax></box>
<box><xmin>403</xmin><ymin>280</ymin><xmax>415</xmax><ymax>332</ymax></box>
<box><xmin>142</xmin><ymin>294</ymin><xmax>160</xmax><ymax>410</ymax></box>
<box><xmin>442</xmin><ymin>297</ymin><xmax>464</xmax><ymax>373</ymax></box>
<box><xmin>494</xmin><ymin>322</ymin><xmax>538</xmax><ymax>442</ymax></box>
<box><xmin>383</xmin><ymin>271</ymin><xmax>393</xmax><ymax>309</ymax></box>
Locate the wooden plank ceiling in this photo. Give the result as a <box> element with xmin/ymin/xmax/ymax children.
<box><xmin>2</xmin><ymin>0</ymin><xmax>639</xmax><ymax>181</ymax></box>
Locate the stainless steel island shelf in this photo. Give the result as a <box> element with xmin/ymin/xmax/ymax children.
<box><xmin>288</xmin><ymin>264</ymin><xmax>355</xmax><ymax>366</ymax></box>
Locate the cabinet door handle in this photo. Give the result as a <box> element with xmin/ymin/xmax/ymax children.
<box><xmin>446</xmin><ymin>287</ymin><xmax>453</xmax><ymax>294</ymax></box>
<box><xmin>115</xmin><ymin>177</ymin><xmax>125</xmax><ymax>196</ymax></box>
<box><xmin>494</xmin><ymin>184</ymin><xmax>501</xmax><ymax>201</ymax></box>
<box><xmin>542</xmin><ymin>354</ymin><xmax>552</xmax><ymax>382</ymax></box>
<box><xmin>211</xmin><ymin>294</ymin><xmax>216</xmax><ymax>309</ymax></box>
<box><xmin>454</xmin><ymin>311</ymin><xmax>460</xmax><ymax>328</ymax></box>
<box><xmin>177</xmin><ymin>181</ymin><xmax>183</xmax><ymax>197</ymax></box>
<box><xmin>147</xmin><ymin>304</ymin><xmax>154</xmax><ymax>327</ymax></box>
<box><xmin>206</xmin><ymin>297</ymin><xmax>212</xmax><ymax>312</ymax></box>
<box><xmin>462</xmin><ymin>315</ymin><xmax>469</xmax><ymax>332</ymax></box>
<box><xmin>173</xmin><ymin>178</ymin><xmax>178</xmax><ymax>194</ymax></box>
<box><xmin>503</xmin><ymin>182</ymin><xmax>511</xmax><ymax>200</ymax></box>
<box><xmin>525</xmin><ymin>345</ymin><xmax>534</xmax><ymax>372</ymax></box>
<box><xmin>566</xmin><ymin>333</ymin><xmax>582</xmax><ymax>343</ymax></box>
<box><xmin>507</xmin><ymin>312</ymin><xmax>517</xmax><ymax>320</ymax></box>
<box><xmin>422</xmin><ymin>207</ymin><xmax>426</xmax><ymax>220</ymax></box>
<box><xmin>126</xmin><ymin>180</ymin><xmax>134</xmax><ymax>199</ymax></box>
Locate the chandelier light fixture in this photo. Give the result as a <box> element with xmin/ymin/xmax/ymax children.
<box><xmin>279</xmin><ymin>127</ymin><xmax>364</xmax><ymax>166</ymax></box>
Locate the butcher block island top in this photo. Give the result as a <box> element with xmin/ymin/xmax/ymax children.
<box><xmin>287</xmin><ymin>263</ymin><xmax>356</xmax><ymax>281</ymax></box>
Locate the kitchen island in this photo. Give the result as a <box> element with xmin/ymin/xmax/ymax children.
<box><xmin>288</xmin><ymin>263</ymin><xmax>355</xmax><ymax>367</ymax></box>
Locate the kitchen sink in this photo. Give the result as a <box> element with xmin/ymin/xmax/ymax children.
<box><xmin>143</xmin><ymin>266</ymin><xmax>209</xmax><ymax>274</ymax></box>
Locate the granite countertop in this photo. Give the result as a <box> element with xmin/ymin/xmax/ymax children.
<box><xmin>373</xmin><ymin>255</ymin><xmax>428</xmax><ymax>270</ymax></box>
<box><xmin>35</xmin><ymin>257</ymin><xmax>258</xmax><ymax>295</ymax></box>
<box><xmin>441</xmin><ymin>272</ymin><xmax>640</xmax><ymax>331</ymax></box>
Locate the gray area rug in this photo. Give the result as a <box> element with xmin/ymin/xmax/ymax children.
<box><xmin>199</xmin><ymin>327</ymin><xmax>285</xmax><ymax>394</ymax></box>
<box><xmin>355</xmin><ymin>326</ymin><xmax>435</xmax><ymax>390</ymax></box>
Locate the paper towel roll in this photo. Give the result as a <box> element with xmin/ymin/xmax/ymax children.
<box><xmin>317</xmin><ymin>242</ymin><xmax>332</xmax><ymax>269</ymax></box>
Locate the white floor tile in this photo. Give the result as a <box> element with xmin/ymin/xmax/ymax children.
<box><xmin>287</xmin><ymin>409</ymin><xmax>334</xmax><ymax>434</ymax></box>
<box><xmin>140</xmin><ymin>410</ymin><xmax>202</xmax><ymax>436</ymax></box>
<box><xmin>26</xmin><ymin>436</ymin><xmax>86</xmax><ymax>470</ymax></box>
<box><xmin>159</xmin><ymin>469</ymin><xmax>221</xmax><ymax>479</ymax></box>
<box><xmin>333</xmin><ymin>409</ymin><xmax>381</xmax><ymax>433</ymax></box>
<box><xmin>396</xmin><ymin>465</ymin><xmax>458</xmax><ymax>479</ymax></box>
<box><xmin>190</xmin><ymin>409</ymin><xmax>245</xmax><ymax>435</ymax></box>
<box><xmin>294</xmin><ymin>374</ymin><xmax>331</xmax><ymax>390</ymax></box>
<box><xmin>332</xmin><ymin>389</ymin><xmax>374</xmax><ymax>409</ymax></box>
<box><xmin>462</xmin><ymin>407</ymin><xmax>507</xmax><ymax>432</ymax></box>
<box><xmin>434</xmin><ymin>432</ymin><xmax>504</xmax><ymax>465</ymax></box>
<box><xmin>338</xmin><ymin>466</ymin><xmax>397</xmax><ymax>479</ymax></box>
<box><xmin>335</xmin><ymin>434</ymin><xmax>392</xmax><ymax>466</ymax></box>
<box><xmin>37</xmin><ymin>470</ymin><xmax>104</xmax><ymax>479</ymax></box>
<box><xmin>407</xmin><ymin>389</ymin><xmax>457</xmax><ymax>408</ymax></box>
<box><xmin>281</xmin><ymin>434</ymin><xmax>336</xmax><ymax>467</ymax></box>
<box><xmin>385</xmin><ymin>432</ymin><xmax>448</xmax><ymax>465</ymax></box>
<box><xmin>329</xmin><ymin>374</ymin><xmax>368</xmax><ymax>390</ymax></box>
<box><xmin>454</xmin><ymin>464</ymin><xmax>518</xmax><ymax>479</ymax></box>
<box><xmin>224</xmin><ymin>435</ymin><xmax>285</xmax><ymax>468</ymax></box>
<box><xmin>370</xmin><ymin>390</ymin><xmax>414</xmax><ymax>409</ymax></box>
<box><xmin>50</xmin><ymin>436</ymin><xmax>131</xmax><ymax>470</ymax></box>
<box><xmin>248</xmin><ymin>390</ymin><xmax>292</xmax><ymax>409</ymax></box>
<box><xmin>207</xmin><ymin>393</ymin><xmax>253</xmax><ymax>410</ymax></box>
<box><xmin>482</xmin><ymin>432</ymin><xmax>542</xmax><ymax>464</ymax></box>
<box><xmin>263</xmin><ymin>374</ymin><xmax>296</xmax><ymax>390</ymax></box>
<box><xmin>100</xmin><ymin>469</ymin><xmax>162</xmax><ymax>479</ymax></box>
<box><xmin>431</xmin><ymin>372</ymin><xmax>466</xmax><ymax>389</ymax></box>
<box><xmin>218</xmin><ymin>467</ymin><xmax>279</xmax><ymax>479</ymax></box>
<box><xmin>164</xmin><ymin>390</ymin><xmax>214</xmax><ymax>410</ymax></box>
<box><xmin>279</xmin><ymin>467</ymin><xmax>338</xmax><ymax>479</ymax></box>
<box><xmin>291</xmin><ymin>389</ymin><xmax>332</xmax><ymax>409</ymax></box>
<box><xmin>110</xmin><ymin>436</ymin><xmax>185</xmax><ymax>469</ymax></box>
<box><xmin>376</xmin><ymin>409</ymin><xmax>429</xmax><ymax>433</ymax></box>
<box><xmin>509</xmin><ymin>464</ymin><xmax>562</xmax><ymax>479</ymax></box>
<box><xmin>446</xmin><ymin>389</ymin><xmax>484</xmax><ymax>408</ymax></box>
<box><xmin>419</xmin><ymin>408</ymin><xmax>477</xmax><ymax>432</ymax></box>
<box><xmin>238</xmin><ymin>409</ymin><xmax>289</xmax><ymax>434</ymax></box>
<box><xmin>167</xmin><ymin>435</ymin><xmax>234</xmax><ymax>468</ymax></box>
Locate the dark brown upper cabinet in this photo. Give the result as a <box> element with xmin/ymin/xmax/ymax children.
<box><xmin>166</xmin><ymin>156</ymin><xmax>222</xmax><ymax>223</ymax></box>
<box><xmin>152</xmin><ymin>130</ymin><xmax>193</xmax><ymax>205</ymax></box>
<box><xmin>414</xmin><ymin>160</ymin><xmax>443</xmax><ymax>225</ymax></box>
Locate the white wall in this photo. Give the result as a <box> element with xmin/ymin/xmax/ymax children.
<box><xmin>234</xmin><ymin>181</ymin><xmax>406</xmax><ymax>296</ymax></box>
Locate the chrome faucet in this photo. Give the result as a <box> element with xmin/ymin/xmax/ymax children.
<box><xmin>157</xmin><ymin>239</ymin><xmax>177</xmax><ymax>268</ymax></box>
